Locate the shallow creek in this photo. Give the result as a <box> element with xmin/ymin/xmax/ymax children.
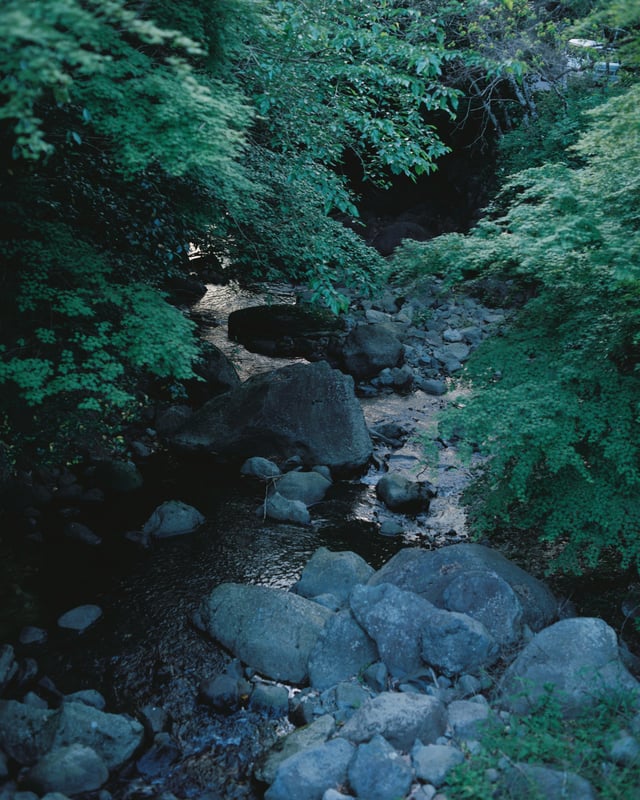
<box><xmin>30</xmin><ymin>282</ymin><xmax>484</xmax><ymax>798</ymax></box>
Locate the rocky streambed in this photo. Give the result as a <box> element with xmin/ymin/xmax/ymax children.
<box><xmin>1</xmin><ymin>278</ymin><xmax>639</xmax><ymax>800</ymax></box>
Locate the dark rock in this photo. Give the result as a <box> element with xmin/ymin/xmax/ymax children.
<box><xmin>138</xmin><ymin>705</ymin><xmax>169</xmax><ymax>737</ymax></box>
<box><xmin>89</xmin><ymin>460</ymin><xmax>143</xmax><ymax>493</ymax></box>
<box><xmin>199</xmin><ymin>674</ymin><xmax>242</xmax><ymax>713</ymax></box>
<box><xmin>63</xmin><ymin>522</ymin><xmax>102</xmax><ymax>547</ymax></box>
<box><xmin>142</xmin><ymin>500</ymin><xmax>205</xmax><ymax>537</ymax></box>
<box><xmin>341</xmin><ymin>323</ymin><xmax>404</xmax><ymax>381</ymax></box>
<box><xmin>420</xmin><ymin>608</ymin><xmax>499</xmax><ymax>677</ymax></box>
<box><xmin>0</xmin><ymin>644</ymin><xmax>18</xmax><ymax>693</ymax></box>
<box><xmin>172</xmin><ymin>361</ymin><xmax>373</xmax><ymax>476</ymax></box>
<box><xmin>228</xmin><ymin>304</ymin><xmax>342</xmax><ymax>359</ymax></box>
<box><xmin>375</xmin><ymin>472</ymin><xmax>435</xmax><ymax>513</ymax></box>
<box><xmin>166</xmin><ymin>275</ymin><xmax>207</xmax><ymax>298</ymax></box>
<box><xmin>0</xmin><ymin>699</ymin><xmax>57</xmax><ymax>764</ymax></box>
<box><xmin>136</xmin><ymin>733</ymin><xmax>181</xmax><ymax>778</ymax></box>
<box><xmin>155</xmin><ymin>405</ymin><xmax>193</xmax><ymax>436</ymax></box>
<box><xmin>249</xmin><ymin>684</ymin><xmax>289</xmax><ymax>715</ymax></box>
<box><xmin>185</xmin><ymin>343</ymin><xmax>240</xmax><ymax>405</ymax></box>
<box><xmin>373</xmin><ymin>221</ymin><xmax>428</xmax><ymax>256</ymax></box>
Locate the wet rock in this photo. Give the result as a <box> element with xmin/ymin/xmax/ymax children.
<box><xmin>57</xmin><ymin>605</ymin><xmax>103</xmax><ymax>634</ymax></box>
<box><xmin>198</xmin><ymin>674</ymin><xmax>243</xmax><ymax>713</ymax></box>
<box><xmin>442</xmin><ymin>571</ymin><xmax>524</xmax><ymax>648</ymax></box>
<box><xmin>379</xmin><ymin>520</ymin><xmax>404</xmax><ymax>537</ymax></box>
<box><xmin>0</xmin><ymin>644</ymin><xmax>18</xmax><ymax>693</ymax></box>
<box><xmin>142</xmin><ymin>499</ymin><xmax>205</xmax><ymax>537</ymax></box>
<box><xmin>369</xmin><ymin>544</ymin><xmax>557</xmax><ymax>633</ymax></box>
<box><xmin>341</xmin><ymin>323</ymin><xmax>404</xmax><ymax>381</ymax></box>
<box><xmin>270</xmin><ymin>471</ymin><xmax>332</xmax><ymax>505</ymax></box>
<box><xmin>63</xmin><ymin>522</ymin><xmax>102</xmax><ymax>546</ymax></box>
<box><xmin>500</xmin><ymin>763</ymin><xmax>597</xmax><ymax>799</ymax></box>
<box><xmin>0</xmin><ymin>699</ymin><xmax>57</xmax><ymax>764</ymax></box>
<box><xmin>375</xmin><ymin>473</ymin><xmax>435</xmax><ymax>513</ymax></box>
<box><xmin>89</xmin><ymin>460</ymin><xmax>143</xmax><ymax>493</ymax></box>
<box><xmin>240</xmin><ymin>457</ymin><xmax>281</xmax><ymax>481</ymax></box>
<box><xmin>264</xmin><ymin>738</ymin><xmax>355</xmax><ymax>800</ymax></box>
<box><xmin>499</xmin><ymin>618</ymin><xmax>640</xmax><ymax>716</ymax></box>
<box><xmin>294</xmin><ymin>547</ymin><xmax>374</xmax><ymax>606</ymax></box>
<box><xmin>308</xmin><ymin>610</ymin><xmax>378</xmax><ymax>691</ymax></box>
<box><xmin>411</xmin><ymin>743</ymin><xmax>464</xmax><ymax>787</ymax></box>
<box><xmin>260</xmin><ymin>492</ymin><xmax>311</xmax><ymax>525</ymax></box>
<box><xmin>255</xmin><ymin>715</ymin><xmax>337</xmax><ymax>785</ymax></box>
<box><xmin>350</xmin><ymin>583</ymin><xmax>435</xmax><ymax>677</ymax></box>
<box><xmin>24</xmin><ymin>744</ymin><xmax>108</xmax><ymax>795</ymax></box>
<box><xmin>348</xmin><ymin>734</ymin><xmax>413</xmax><ymax>800</ymax></box>
<box><xmin>249</xmin><ymin>684</ymin><xmax>289</xmax><ymax>715</ymax></box>
<box><xmin>19</xmin><ymin>627</ymin><xmax>48</xmax><ymax>648</ymax></box>
<box><xmin>172</xmin><ymin>361</ymin><xmax>373</xmax><ymax>476</ymax></box>
<box><xmin>340</xmin><ymin>692</ymin><xmax>447</xmax><ymax>751</ymax></box>
<box><xmin>199</xmin><ymin>583</ymin><xmax>333</xmax><ymax>683</ymax></box>
<box><xmin>51</xmin><ymin>701</ymin><xmax>144</xmax><ymax>770</ymax></box>
<box><xmin>135</xmin><ymin>733</ymin><xmax>181</xmax><ymax>778</ymax></box>
<box><xmin>420</xmin><ymin>608</ymin><xmax>499</xmax><ymax>677</ymax></box>
<box><xmin>63</xmin><ymin>690</ymin><xmax>106</xmax><ymax>710</ymax></box>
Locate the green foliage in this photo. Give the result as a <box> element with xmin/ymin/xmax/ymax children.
<box><xmin>447</xmin><ymin>690</ymin><xmax>640</xmax><ymax>799</ymax></box>
<box><xmin>392</xmin><ymin>80</ymin><xmax>640</xmax><ymax>574</ymax></box>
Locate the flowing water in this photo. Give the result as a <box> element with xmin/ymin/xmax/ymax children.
<box><xmin>13</xmin><ymin>284</ymin><xmax>487</xmax><ymax>797</ymax></box>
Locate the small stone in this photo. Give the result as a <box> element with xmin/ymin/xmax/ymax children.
<box><xmin>142</xmin><ymin>500</ymin><xmax>205</xmax><ymax>537</ymax></box>
<box><xmin>63</xmin><ymin>522</ymin><xmax>102</xmax><ymax>546</ymax></box>
<box><xmin>19</xmin><ymin>627</ymin><xmax>48</xmax><ymax>647</ymax></box>
<box><xmin>57</xmin><ymin>605</ymin><xmax>103</xmax><ymax>633</ymax></box>
<box><xmin>379</xmin><ymin>520</ymin><xmax>404</xmax><ymax>537</ymax></box>
<box><xmin>250</xmin><ymin>684</ymin><xmax>289</xmax><ymax>715</ymax></box>
<box><xmin>240</xmin><ymin>457</ymin><xmax>281</xmax><ymax>481</ymax></box>
<box><xmin>609</xmin><ymin>733</ymin><xmax>640</xmax><ymax>766</ymax></box>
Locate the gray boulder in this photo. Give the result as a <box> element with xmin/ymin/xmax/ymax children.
<box><xmin>369</xmin><ymin>544</ymin><xmax>557</xmax><ymax>632</ymax></box>
<box><xmin>254</xmin><ymin>715</ymin><xmax>336</xmax><ymax>785</ymax></box>
<box><xmin>0</xmin><ymin>699</ymin><xmax>57</xmax><ymax>765</ymax></box>
<box><xmin>348</xmin><ymin>734</ymin><xmax>413</xmax><ymax>800</ymax></box>
<box><xmin>199</xmin><ymin>583</ymin><xmax>333</xmax><ymax>683</ymax></box>
<box><xmin>375</xmin><ymin>473</ymin><xmax>435</xmax><ymax>513</ymax></box>
<box><xmin>447</xmin><ymin>698</ymin><xmax>492</xmax><ymax>741</ymax></box>
<box><xmin>90</xmin><ymin>459</ymin><xmax>142</xmax><ymax>493</ymax></box>
<box><xmin>271</xmin><ymin>471</ymin><xmax>332</xmax><ymax>505</ymax></box>
<box><xmin>340</xmin><ymin>692</ymin><xmax>447</xmax><ymax>751</ymax></box>
<box><xmin>142</xmin><ymin>500</ymin><xmax>205</xmax><ymax>537</ymax></box>
<box><xmin>500</xmin><ymin>763</ymin><xmax>597</xmax><ymax>799</ymax></box>
<box><xmin>260</xmin><ymin>492</ymin><xmax>311</xmax><ymax>525</ymax></box>
<box><xmin>350</xmin><ymin>583</ymin><xmax>435</xmax><ymax>677</ymax></box>
<box><xmin>308</xmin><ymin>610</ymin><xmax>378</xmax><ymax>690</ymax></box>
<box><xmin>420</xmin><ymin>608</ymin><xmax>499</xmax><ymax>677</ymax></box>
<box><xmin>295</xmin><ymin>547</ymin><xmax>375</xmax><ymax>605</ymax></box>
<box><xmin>442</xmin><ymin>570</ymin><xmax>524</xmax><ymax>648</ymax></box>
<box><xmin>172</xmin><ymin>361</ymin><xmax>372</xmax><ymax>476</ymax></box>
<box><xmin>264</xmin><ymin>737</ymin><xmax>355</xmax><ymax>800</ymax></box>
<box><xmin>411</xmin><ymin>743</ymin><xmax>465</xmax><ymax>787</ymax></box>
<box><xmin>240</xmin><ymin>457</ymin><xmax>281</xmax><ymax>481</ymax></box>
<box><xmin>499</xmin><ymin>617</ymin><xmax>640</xmax><ymax>716</ymax></box>
<box><xmin>341</xmin><ymin>323</ymin><xmax>404</xmax><ymax>381</ymax></box>
<box><xmin>51</xmin><ymin>702</ymin><xmax>144</xmax><ymax>770</ymax></box>
<box><xmin>24</xmin><ymin>744</ymin><xmax>108</xmax><ymax>795</ymax></box>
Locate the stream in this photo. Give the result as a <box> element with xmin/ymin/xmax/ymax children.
<box><xmin>4</xmin><ymin>281</ymin><xmax>637</xmax><ymax>798</ymax></box>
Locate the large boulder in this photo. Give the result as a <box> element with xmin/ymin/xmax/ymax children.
<box><xmin>341</xmin><ymin>323</ymin><xmax>404</xmax><ymax>381</ymax></box>
<box><xmin>171</xmin><ymin>361</ymin><xmax>372</xmax><ymax>476</ymax></box>
<box><xmin>24</xmin><ymin>744</ymin><xmax>109</xmax><ymax>795</ymax></box>
<box><xmin>369</xmin><ymin>543</ymin><xmax>557</xmax><ymax>633</ymax></box>
<box><xmin>264</xmin><ymin>738</ymin><xmax>355</xmax><ymax>800</ymax></box>
<box><xmin>498</xmin><ymin>617</ymin><xmax>640</xmax><ymax>716</ymax></box>
<box><xmin>294</xmin><ymin>547</ymin><xmax>375</xmax><ymax>606</ymax></box>
<box><xmin>199</xmin><ymin>583</ymin><xmax>334</xmax><ymax>683</ymax></box>
<box><xmin>350</xmin><ymin>583</ymin><xmax>436</xmax><ymax>677</ymax></box>
<box><xmin>228</xmin><ymin>304</ymin><xmax>343</xmax><ymax>359</ymax></box>
<box><xmin>348</xmin><ymin>734</ymin><xmax>413</xmax><ymax>800</ymax></box>
<box><xmin>340</xmin><ymin>692</ymin><xmax>447</xmax><ymax>751</ymax></box>
<box><xmin>420</xmin><ymin>608</ymin><xmax>499</xmax><ymax>677</ymax></box>
<box><xmin>185</xmin><ymin>342</ymin><xmax>240</xmax><ymax>406</ymax></box>
<box><xmin>308</xmin><ymin>611</ymin><xmax>378</xmax><ymax>691</ymax></box>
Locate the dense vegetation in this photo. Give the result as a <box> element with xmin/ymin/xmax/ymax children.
<box><xmin>391</xmin><ymin>3</ymin><xmax>640</xmax><ymax>574</ymax></box>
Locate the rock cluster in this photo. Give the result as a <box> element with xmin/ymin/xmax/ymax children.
<box><xmin>197</xmin><ymin>543</ymin><xmax>640</xmax><ymax>800</ymax></box>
